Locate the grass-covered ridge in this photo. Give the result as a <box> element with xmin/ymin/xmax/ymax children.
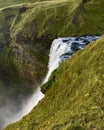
<box><xmin>5</xmin><ymin>36</ymin><xmax>104</xmax><ymax>130</ymax></box>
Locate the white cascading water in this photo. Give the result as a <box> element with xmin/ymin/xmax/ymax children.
<box><xmin>3</xmin><ymin>35</ymin><xmax>99</xmax><ymax>129</ymax></box>
<box><xmin>43</xmin><ymin>35</ymin><xmax>99</xmax><ymax>83</ymax></box>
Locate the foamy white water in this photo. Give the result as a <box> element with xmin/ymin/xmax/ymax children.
<box><xmin>3</xmin><ymin>35</ymin><xmax>99</xmax><ymax>129</ymax></box>
<box><xmin>43</xmin><ymin>35</ymin><xmax>99</xmax><ymax>83</ymax></box>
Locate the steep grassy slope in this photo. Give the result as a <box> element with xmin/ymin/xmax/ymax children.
<box><xmin>0</xmin><ymin>0</ymin><xmax>55</xmax><ymax>9</ymax></box>
<box><xmin>0</xmin><ymin>5</ymin><xmax>48</xmax><ymax>108</ymax></box>
<box><xmin>5</xmin><ymin>36</ymin><xmax>104</xmax><ymax>130</ymax></box>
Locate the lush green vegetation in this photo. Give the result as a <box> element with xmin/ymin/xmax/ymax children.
<box><xmin>0</xmin><ymin>1</ymin><xmax>50</xmax><ymax>125</ymax></box>
<box><xmin>0</xmin><ymin>0</ymin><xmax>37</xmax><ymax>8</ymax></box>
<box><xmin>10</xmin><ymin>0</ymin><xmax>104</xmax><ymax>41</ymax></box>
<box><xmin>5</xmin><ymin>36</ymin><xmax>104</xmax><ymax>130</ymax></box>
<box><xmin>0</xmin><ymin>0</ymin><xmax>104</xmax><ymax>129</ymax></box>
<box><xmin>0</xmin><ymin>0</ymin><xmax>81</xmax><ymax>110</ymax></box>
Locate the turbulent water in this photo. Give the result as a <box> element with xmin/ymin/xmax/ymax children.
<box><xmin>1</xmin><ymin>35</ymin><xmax>99</xmax><ymax>129</ymax></box>
<box><xmin>43</xmin><ymin>35</ymin><xmax>99</xmax><ymax>83</ymax></box>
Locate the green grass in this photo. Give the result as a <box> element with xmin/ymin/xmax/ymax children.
<box><xmin>0</xmin><ymin>0</ymin><xmax>38</xmax><ymax>8</ymax></box>
<box><xmin>4</xmin><ymin>36</ymin><xmax>104</xmax><ymax>130</ymax></box>
<box><xmin>11</xmin><ymin>0</ymin><xmax>104</xmax><ymax>40</ymax></box>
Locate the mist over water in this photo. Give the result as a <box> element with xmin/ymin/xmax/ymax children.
<box><xmin>0</xmin><ymin>87</ymin><xmax>44</xmax><ymax>130</ymax></box>
<box><xmin>0</xmin><ymin>35</ymin><xmax>99</xmax><ymax>130</ymax></box>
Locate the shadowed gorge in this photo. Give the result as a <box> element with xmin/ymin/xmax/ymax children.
<box><xmin>0</xmin><ymin>0</ymin><xmax>103</xmax><ymax>129</ymax></box>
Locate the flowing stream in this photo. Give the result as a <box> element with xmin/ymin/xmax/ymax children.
<box><xmin>2</xmin><ymin>35</ymin><xmax>99</xmax><ymax>129</ymax></box>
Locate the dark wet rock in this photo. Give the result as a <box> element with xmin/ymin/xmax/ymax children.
<box><xmin>62</xmin><ymin>39</ymin><xmax>69</xmax><ymax>42</ymax></box>
<box><xmin>75</xmin><ymin>37</ymin><xmax>80</xmax><ymax>41</ymax></box>
<box><xmin>71</xmin><ymin>42</ymin><xmax>80</xmax><ymax>51</ymax></box>
<box><xmin>83</xmin><ymin>40</ymin><xmax>89</xmax><ymax>45</ymax></box>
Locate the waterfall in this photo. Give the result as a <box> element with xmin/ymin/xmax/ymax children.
<box><xmin>43</xmin><ymin>35</ymin><xmax>99</xmax><ymax>83</ymax></box>
<box><xmin>3</xmin><ymin>35</ymin><xmax>99</xmax><ymax>129</ymax></box>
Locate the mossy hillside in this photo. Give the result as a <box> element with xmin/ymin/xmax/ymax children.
<box><xmin>0</xmin><ymin>0</ymin><xmax>41</xmax><ymax>8</ymax></box>
<box><xmin>5</xmin><ymin>36</ymin><xmax>104</xmax><ymax>130</ymax></box>
<box><xmin>0</xmin><ymin>2</ymin><xmax>49</xmax><ymax>88</ymax></box>
<box><xmin>0</xmin><ymin>3</ymin><xmax>49</xmax><ymax>119</ymax></box>
<box><xmin>0</xmin><ymin>0</ymin><xmax>56</xmax><ymax>9</ymax></box>
<box><xmin>0</xmin><ymin>3</ymin><xmax>50</xmax><ymax>128</ymax></box>
<box><xmin>11</xmin><ymin>0</ymin><xmax>104</xmax><ymax>43</ymax></box>
<box><xmin>11</xmin><ymin>0</ymin><xmax>81</xmax><ymax>41</ymax></box>
<box><xmin>0</xmin><ymin>0</ymin><xmax>63</xmax><ymax>88</ymax></box>
<box><xmin>0</xmin><ymin>0</ymin><xmax>82</xmax><ymax>107</ymax></box>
